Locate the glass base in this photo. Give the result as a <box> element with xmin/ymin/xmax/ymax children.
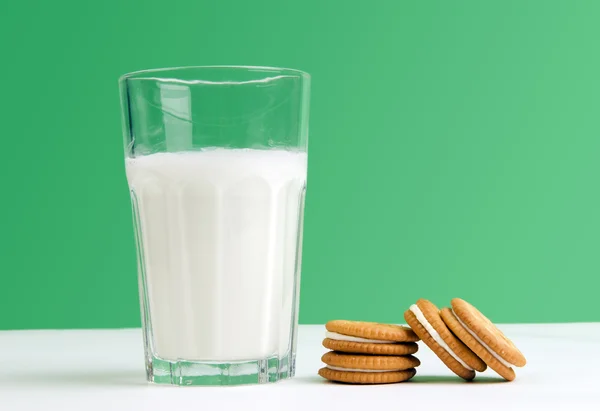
<box><xmin>146</xmin><ymin>352</ymin><xmax>295</xmax><ymax>386</ymax></box>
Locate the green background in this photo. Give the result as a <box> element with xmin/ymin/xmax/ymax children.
<box><xmin>2</xmin><ymin>1</ymin><xmax>599</xmax><ymax>330</ymax></box>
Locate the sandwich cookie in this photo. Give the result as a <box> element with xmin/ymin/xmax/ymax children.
<box><xmin>325</xmin><ymin>320</ymin><xmax>420</xmax><ymax>343</ymax></box>
<box><xmin>440</xmin><ymin>298</ymin><xmax>526</xmax><ymax>381</ymax></box>
<box><xmin>319</xmin><ymin>351</ymin><xmax>419</xmax><ymax>384</ymax></box>
<box><xmin>323</xmin><ymin>320</ymin><xmax>419</xmax><ymax>355</ymax></box>
<box><xmin>404</xmin><ymin>299</ymin><xmax>487</xmax><ymax>380</ymax></box>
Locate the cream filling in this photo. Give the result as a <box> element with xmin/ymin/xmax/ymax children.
<box><xmin>450</xmin><ymin>309</ymin><xmax>514</xmax><ymax>368</ymax></box>
<box><xmin>409</xmin><ymin>304</ymin><xmax>473</xmax><ymax>371</ymax></box>
<box><xmin>325</xmin><ymin>331</ymin><xmax>395</xmax><ymax>344</ymax></box>
<box><xmin>326</xmin><ymin>366</ymin><xmax>402</xmax><ymax>373</ymax></box>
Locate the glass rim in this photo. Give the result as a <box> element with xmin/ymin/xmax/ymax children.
<box><xmin>119</xmin><ymin>65</ymin><xmax>310</xmax><ymax>83</ymax></box>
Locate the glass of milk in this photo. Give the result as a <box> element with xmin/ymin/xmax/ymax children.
<box><xmin>119</xmin><ymin>66</ymin><xmax>310</xmax><ymax>385</ymax></box>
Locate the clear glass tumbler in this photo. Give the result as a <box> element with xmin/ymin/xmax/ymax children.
<box><xmin>119</xmin><ymin>66</ymin><xmax>310</xmax><ymax>385</ymax></box>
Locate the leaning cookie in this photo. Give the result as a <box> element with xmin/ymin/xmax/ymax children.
<box><xmin>318</xmin><ymin>352</ymin><xmax>419</xmax><ymax>384</ymax></box>
<box><xmin>440</xmin><ymin>298</ymin><xmax>526</xmax><ymax>381</ymax></box>
<box><xmin>404</xmin><ymin>299</ymin><xmax>487</xmax><ymax>380</ymax></box>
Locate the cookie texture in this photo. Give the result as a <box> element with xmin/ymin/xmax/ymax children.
<box><xmin>322</xmin><ymin>338</ymin><xmax>419</xmax><ymax>355</ymax></box>
<box><xmin>318</xmin><ymin>367</ymin><xmax>416</xmax><ymax>384</ymax></box>
<box><xmin>325</xmin><ymin>320</ymin><xmax>419</xmax><ymax>342</ymax></box>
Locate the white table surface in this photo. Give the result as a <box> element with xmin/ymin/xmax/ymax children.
<box><xmin>1</xmin><ymin>324</ymin><xmax>599</xmax><ymax>410</ymax></box>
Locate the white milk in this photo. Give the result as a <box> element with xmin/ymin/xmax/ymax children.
<box><xmin>126</xmin><ymin>149</ymin><xmax>307</xmax><ymax>361</ymax></box>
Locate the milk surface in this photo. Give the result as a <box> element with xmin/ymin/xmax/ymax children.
<box><xmin>126</xmin><ymin>148</ymin><xmax>307</xmax><ymax>361</ymax></box>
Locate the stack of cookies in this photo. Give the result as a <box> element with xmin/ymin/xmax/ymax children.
<box><xmin>318</xmin><ymin>320</ymin><xmax>421</xmax><ymax>384</ymax></box>
<box><xmin>404</xmin><ymin>298</ymin><xmax>527</xmax><ymax>381</ymax></box>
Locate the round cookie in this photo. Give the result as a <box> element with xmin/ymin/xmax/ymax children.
<box><xmin>404</xmin><ymin>299</ymin><xmax>486</xmax><ymax>381</ymax></box>
<box><xmin>451</xmin><ymin>298</ymin><xmax>526</xmax><ymax>366</ymax></box>
<box><xmin>441</xmin><ymin>298</ymin><xmax>526</xmax><ymax>381</ymax></box>
<box><xmin>322</xmin><ymin>338</ymin><xmax>419</xmax><ymax>355</ymax></box>
<box><xmin>321</xmin><ymin>351</ymin><xmax>421</xmax><ymax>370</ymax></box>
<box><xmin>325</xmin><ymin>320</ymin><xmax>419</xmax><ymax>342</ymax></box>
<box><xmin>318</xmin><ymin>367</ymin><xmax>416</xmax><ymax>384</ymax></box>
<box><xmin>441</xmin><ymin>307</ymin><xmax>514</xmax><ymax>381</ymax></box>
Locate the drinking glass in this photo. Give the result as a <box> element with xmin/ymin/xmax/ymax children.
<box><xmin>119</xmin><ymin>66</ymin><xmax>310</xmax><ymax>385</ymax></box>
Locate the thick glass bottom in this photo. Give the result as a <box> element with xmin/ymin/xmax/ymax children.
<box><xmin>146</xmin><ymin>352</ymin><xmax>295</xmax><ymax>386</ymax></box>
